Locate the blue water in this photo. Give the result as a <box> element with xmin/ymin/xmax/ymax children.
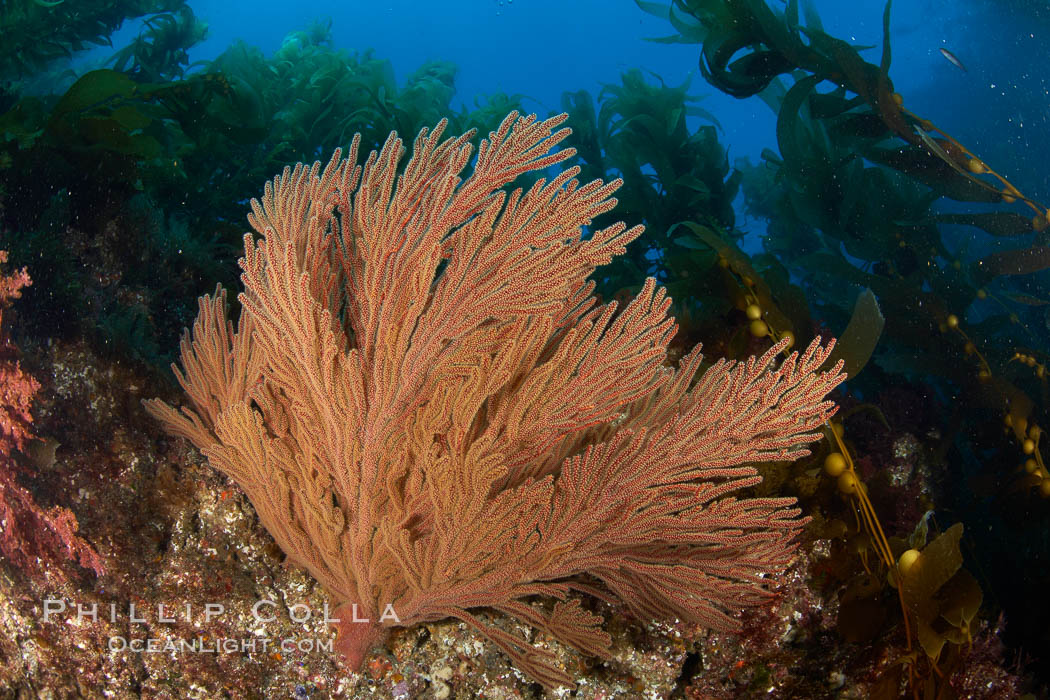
<box><xmin>81</xmin><ymin>0</ymin><xmax>1048</xmax><ymax>201</ymax></box>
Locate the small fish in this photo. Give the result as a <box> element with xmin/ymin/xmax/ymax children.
<box><xmin>939</xmin><ymin>47</ymin><xmax>968</xmax><ymax>72</ymax></box>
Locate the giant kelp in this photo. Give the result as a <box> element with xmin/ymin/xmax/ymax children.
<box><xmin>0</xmin><ymin>21</ymin><xmax>525</xmax><ymax>369</ymax></box>
<box><xmin>559</xmin><ymin>70</ymin><xmax>748</xmax><ymax>350</ymax></box>
<box><xmin>638</xmin><ymin>0</ymin><xmax>1050</xmax><ymax>372</ymax></box>
<box><xmin>636</xmin><ymin>0</ymin><xmax>1050</xmax><ymax>694</ymax></box>
<box><xmin>0</xmin><ymin>0</ymin><xmax>189</xmax><ymax>81</ymax></box>
<box><xmin>108</xmin><ymin>5</ymin><xmax>208</xmax><ymax>82</ymax></box>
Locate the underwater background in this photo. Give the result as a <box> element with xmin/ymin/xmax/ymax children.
<box><xmin>2</xmin><ymin>0</ymin><xmax>1050</xmax><ymax>697</ymax></box>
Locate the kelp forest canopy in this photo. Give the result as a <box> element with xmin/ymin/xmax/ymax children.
<box><xmin>1</xmin><ymin>0</ymin><xmax>1049</xmax><ymax>696</ymax></box>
